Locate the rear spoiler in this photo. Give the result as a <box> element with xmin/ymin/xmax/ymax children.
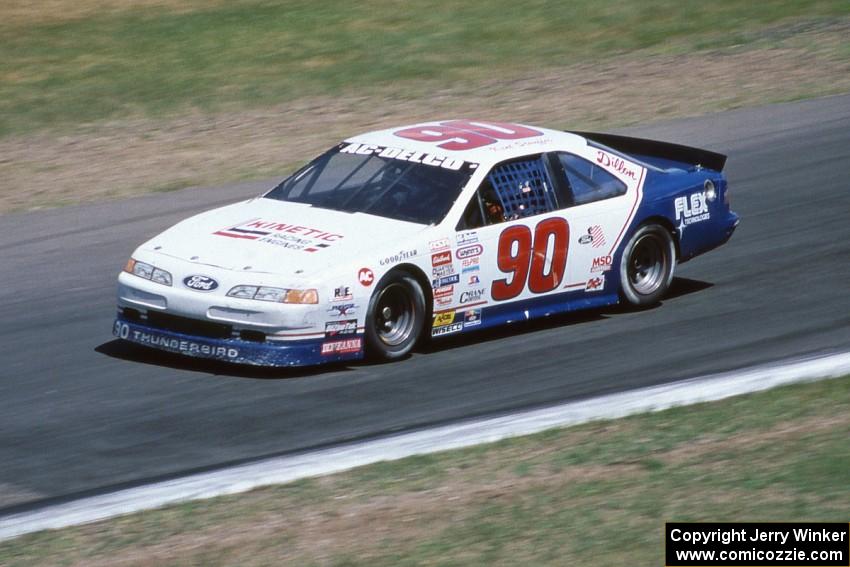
<box><xmin>569</xmin><ymin>131</ymin><xmax>727</xmax><ymax>172</ymax></box>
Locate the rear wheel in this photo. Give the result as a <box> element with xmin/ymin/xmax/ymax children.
<box><xmin>619</xmin><ymin>224</ymin><xmax>676</xmax><ymax>306</ymax></box>
<box><xmin>364</xmin><ymin>272</ymin><xmax>426</xmax><ymax>360</ymax></box>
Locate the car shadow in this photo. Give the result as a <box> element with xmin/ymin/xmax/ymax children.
<box><xmin>411</xmin><ymin>276</ymin><xmax>714</xmax><ymax>356</ymax></box>
<box><xmin>96</xmin><ymin>276</ymin><xmax>712</xmax><ymax>377</ymax></box>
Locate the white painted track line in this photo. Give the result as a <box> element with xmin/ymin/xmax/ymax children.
<box><xmin>2</xmin><ymin>351</ymin><xmax>849</xmax><ymax>542</ymax></box>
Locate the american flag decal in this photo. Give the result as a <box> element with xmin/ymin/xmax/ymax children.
<box><xmin>589</xmin><ymin>225</ymin><xmax>606</xmax><ymax>248</ymax></box>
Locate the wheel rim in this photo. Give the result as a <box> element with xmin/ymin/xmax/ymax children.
<box><xmin>628</xmin><ymin>233</ymin><xmax>668</xmax><ymax>296</ymax></box>
<box><xmin>373</xmin><ymin>282</ymin><xmax>416</xmax><ymax>347</ymax></box>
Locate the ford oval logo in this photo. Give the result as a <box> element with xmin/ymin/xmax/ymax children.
<box><xmin>183</xmin><ymin>275</ymin><xmax>218</xmax><ymax>291</ymax></box>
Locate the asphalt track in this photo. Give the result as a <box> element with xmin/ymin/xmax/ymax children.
<box><xmin>1</xmin><ymin>95</ymin><xmax>849</xmax><ymax>513</ymax></box>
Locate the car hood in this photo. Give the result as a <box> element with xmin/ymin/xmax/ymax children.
<box><xmin>141</xmin><ymin>198</ymin><xmax>427</xmax><ymax>278</ymax></box>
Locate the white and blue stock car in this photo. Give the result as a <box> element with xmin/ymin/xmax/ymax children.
<box><xmin>114</xmin><ymin>120</ymin><xmax>738</xmax><ymax>366</ymax></box>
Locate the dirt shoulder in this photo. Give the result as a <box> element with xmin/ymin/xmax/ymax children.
<box><xmin>1</xmin><ymin>21</ymin><xmax>849</xmax><ymax>213</ymax></box>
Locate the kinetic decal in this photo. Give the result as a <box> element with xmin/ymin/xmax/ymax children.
<box><xmin>214</xmin><ymin>219</ymin><xmax>343</xmax><ymax>253</ymax></box>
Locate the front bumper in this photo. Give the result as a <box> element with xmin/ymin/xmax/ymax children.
<box><xmin>113</xmin><ymin>314</ymin><xmax>363</xmax><ymax>367</ymax></box>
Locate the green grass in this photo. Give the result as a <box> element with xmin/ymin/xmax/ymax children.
<box><xmin>1</xmin><ymin>376</ymin><xmax>848</xmax><ymax>566</ymax></box>
<box><xmin>3</xmin><ymin>0</ymin><xmax>849</xmax><ymax>136</ymax></box>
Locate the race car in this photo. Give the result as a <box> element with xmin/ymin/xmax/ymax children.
<box><xmin>114</xmin><ymin>119</ymin><xmax>738</xmax><ymax>366</ymax></box>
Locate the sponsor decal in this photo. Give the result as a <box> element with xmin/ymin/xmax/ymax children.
<box><xmin>456</xmin><ymin>244</ymin><xmax>483</xmax><ymax>260</ymax></box>
<box><xmin>456</xmin><ymin>231</ymin><xmax>479</xmax><ymax>246</ymax></box>
<box><xmin>459</xmin><ymin>288</ymin><xmax>486</xmax><ymax>304</ymax></box>
<box><xmin>431</xmin><ymin>251</ymin><xmax>452</xmax><ymax>267</ymax></box>
<box><xmin>675</xmin><ymin>191</ymin><xmax>710</xmax><ymax>232</ymax></box>
<box><xmin>183</xmin><ymin>275</ymin><xmax>218</xmax><ymax>291</ymax></box>
<box><xmin>114</xmin><ymin>322</ymin><xmax>238</xmax><ymax>358</ymax></box>
<box><xmin>432</xmin><ymin>264</ymin><xmax>455</xmax><ymax>278</ymax></box>
<box><xmin>328</xmin><ymin>303</ymin><xmax>358</xmax><ymax>317</ymax></box>
<box><xmin>463</xmin><ymin>309</ymin><xmax>482</xmax><ymax>327</ymax></box>
<box><xmin>433</xmin><ymin>311</ymin><xmax>455</xmax><ymax>328</ymax></box>
<box><xmin>591</xmin><ymin>255</ymin><xmax>613</xmax><ymax>273</ymax></box>
<box><xmin>429</xmin><ymin>238</ymin><xmax>451</xmax><ymax>252</ymax></box>
<box><xmin>432</xmin><ymin>274</ymin><xmax>460</xmax><ymax>288</ymax></box>
<box><xmin>379</xmin><ymin>249</ymin><xmax>417</xmax><ymax>266</ymax></box>
<box><xmin>213</xmin><ymin>219</ymin><xmax>343</xmax><ymax>253</ymax></box>
<box><xmin>332</xmin><ymin>285</ymin><xmax>353</xmax><ymax>302</ymax></box>
<box><xmin>585</xmin><ymin>275</ymin><xmax>605</xmax><ymax>292</ymax></box>
<box><xmin>596</xmin><ymin>150</ymin><xmax>639</xmax><ymax>181</ymax></box>
<box><xmin>325</xmin><ymin>319</ymin><xmax>358</xmax><ymax>337</ymax></box>
<box><xmin>462</xmin><ymin>264</ymin><xmax>480</xmax><ymax>274</ymax></box>
<box><xmin>461</xmin><ymin>257</ymin><xmax>480</xmax><ymax>268</ymax></box>
<box><xmin>321</xmin><ymin>338</ymin><xmax>362</xmax><ymax>355</ymax></box>
<box><xmin>434</xmin><ymin>295</ymin><xmax>452</xmax><ymax>306</ymax></box>
<box><xmin>434</xmin><ymin>285</ymin><xmax>454</xmax><ymax>298</ymax></box>
<box><xmin>358</xmin><ymin>268</ymin><xmax>375</xmax><ymax>287</ymax></box>
<box><xmin>578</xmin><ymin>225</ymin><xmax>605</xmax><ymax>247</ymax></box>
<box><xmin>431</xmin><ymin>322</ymin><xmax>464</xmax><ymax>337</ymax></box>
<box><xmin>339</xmin><ymin>143</ymin><xmax>468</xmax><ymax>171</ymax></box>
<box><xmin>467</xmin><ymin>274</ymin><xmax>480</xmax><ymax>285</ymax></box>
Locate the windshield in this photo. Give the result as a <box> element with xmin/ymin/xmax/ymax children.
<box><xmin>264</xmin><ymin>143</ymin><xmax>477</xmax><ymax>225</ymax></box>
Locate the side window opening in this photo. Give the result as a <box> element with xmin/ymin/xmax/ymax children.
<box><xmin>456</xmin><ymin>156</ymin><xmax>558</xmax><ymax>230</ymax></box>
<box><xmin>557</xmin><ymin>152</ymin><xmax>627</xmax><ymax>205</ymax></box>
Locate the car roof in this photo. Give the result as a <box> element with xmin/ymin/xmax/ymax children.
<box><xmin>344</xmin><ymin>120</ymin><xmax>589</xmax><ymax>168</ymax></box>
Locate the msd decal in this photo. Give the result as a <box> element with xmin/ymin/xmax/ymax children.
<box><xmin>394</xmin><ymin>120</ymin><xmax>543</xmax><ymax>151</ymax></box>
<box><xmin>214</xmin><ymin>219</ymin><xmax>343</xmax><ymax>252</ymax></box>
<box><xmin>358</xmin><ymin>268</ymin><xmax>374</xmax><ymax>287</ymax></box>
<box><xmin>591</xmin><ymin>255</ymin><xmax>613</xmax><ymax>273</ymax></box>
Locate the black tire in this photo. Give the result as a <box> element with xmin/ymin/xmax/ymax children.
<box><xmin>619</xmin><ymin>223</ymin><xmax>676</xmax><ymax>306</ymax></box>
<box><xmin>364</xmin><ymin>272</ymin><xmax>426</xmax><ymax>360</ymax></box>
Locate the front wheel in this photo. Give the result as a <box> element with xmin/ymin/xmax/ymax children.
<box><xmin>619</xmin><ymin>224</ymin><xmax>676</xmax><ymax>306</ymax></box>
<box><xmin>364</xmin><ymin>272</ymin><xmax>426</xmax><ymax>360</ymax></box>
